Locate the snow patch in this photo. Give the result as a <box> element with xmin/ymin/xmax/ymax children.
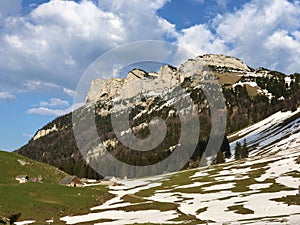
<box><xmin>15</xmin><ymin>221</ymin><xmax>35</xmax><ymax>225</ymax></box>
<box><xmin>202</xmin><ymin>183</ymin><xmax>236</xmax><ymax>191</ymax></box>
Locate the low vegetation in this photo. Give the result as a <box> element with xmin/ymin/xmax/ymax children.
<box><xmin>273</xmin><ymin>195</ymin><xmax>300</xmax><ymax>206</ymax></box>
<box><xmin>0</xmin><ymin>151</ymin><xmax>113</xmax><ymax>224</ymax></box>
<box><xmin>227</xmin><ymin>205</ymin><xmax>254</xmax><ymax>215</ymax></box>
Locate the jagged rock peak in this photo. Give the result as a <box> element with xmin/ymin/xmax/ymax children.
<box><xmin>158</xmin><ymin>64</ymin><xmax>177</xmax><ymax>79</ymax></box>
<box><xmin>85</xmin><ymin>54</ymin><xmax>252</xmax><ymax>104</ymax></box>
<box><xmin>127</xmin><ymin>69</ymin><xmax>149</xmax><ymax>79</ymax></box>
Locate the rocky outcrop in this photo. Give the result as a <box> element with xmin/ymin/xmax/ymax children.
<box><xmin>86</xmin><ymin>78</ymin><xmax>124</xmax><ymax>103</ymax></box>
<box><xmin>33</xmin><ymin>124</ymin><xmax>58</xmax><ymax>141</ymax></box>
<box><xmin>127</xmin><ymin>69</ymin><xmax>149</xmax><ymax>79</ymax></box>
<box><xmin>85</xmin><ymin>54</ymin><xmax>252</xmax><ymax>104</ymax></box>
<box><xmin>199</xmin><ymin>54</ymin><xmax>251</xmax><ymax>72</ymax></box>
<box><xmin>158</xmin><ymin>65</ymin><xmax>179</xmax><ymax>85</ymax></box>
<box><xmin>86</xmin><ymin>67</ymin><xmax>180</xmax><ymax>104</ymax></box>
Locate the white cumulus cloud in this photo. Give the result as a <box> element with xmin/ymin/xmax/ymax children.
<box><xmin>0</xmin><ymin>0</ymin><xmax>175</xmax><ymax>96</ymax></box>
<box><xmin>178</xmin><ymin>24</ymin><xmax>228</xmax><ymax>55</ymax></box>
<box><xmin>177</xmin><ymin>0</ymin><xmax>300</xmax><ymax>73</ymax></box>
<box><xmin>1</xmin><ymin>0</ymin><xmax>300</xmax><ymax>107</ymax></box>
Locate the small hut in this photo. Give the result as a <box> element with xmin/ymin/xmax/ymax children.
<box><xmin>59</xmin><ymin>176</ymin><xmax>83</xmax><ymax>187</ymax></box>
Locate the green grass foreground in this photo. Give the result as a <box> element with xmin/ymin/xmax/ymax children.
<box><xmin>0</xmin><ymin>151</ymin><xmax>113</xmax><ymax>224</ymax></box>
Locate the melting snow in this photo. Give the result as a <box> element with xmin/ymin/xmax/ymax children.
<box><xmin>60</xmin><ymin>108</ymin><xmax>300</xmax><ymax>225</ymax></box>
<box><xmin>202</xmin><ymin>183</ymin><xmax>236</xmax><ymax>191</ymax></box>
<box><xmin>15</xmin><ymin>221</ymin><xmax>35</xmax><ymax>225</ymax></box>
<box><xmin>61</xmin><ymin>210</ymin><xmax>179</xmax><ymax>225</ymax></box>
<box><xmin>249</xmin><ymin>183</ymin><xmax>272</xmax><ymax>190</ymax></box>
<box><xmin>233</xmin><ymin>81</ymin><xmax>258</xmax><ymax>88</ymax></box>
<box><xmin>230</xmin><ymin>107</ymin><xmax>300</xmax><ymax>157</ymax></box>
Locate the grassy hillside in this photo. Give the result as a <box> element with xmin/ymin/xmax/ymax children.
<box><xmin>0</xmin><ymin>151</ymin><xmax>112</xmax><ymax>224</ymax></box>
<box><xmin>0</xmin><ymin>150</ymin><xmax>66</xmax><ymax>185</ymax></box>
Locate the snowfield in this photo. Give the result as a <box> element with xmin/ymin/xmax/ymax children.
<box><xmin>229</xmin><ymin>107</ymin><xmax>300</xmax><ymax>157</ymax></box>
<box><xmin>61</xmin><ymin>108</ymin><xmax>300</xmax><ymax>224</ymax></box>
<box><xmin>61</xmin><ymin>154</ymin><xmax>300</xmax><ymax>224</ymax></box>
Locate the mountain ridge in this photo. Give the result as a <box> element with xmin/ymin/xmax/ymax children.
<box><xmin>16</xmin><ymin>54</ymin><xmax>300</xmax><ymax>179</ymax></box>
<box><xmin>85</xmin><ymin>54</ymin><xmax>252</xmax><ymax>104</ymax></box>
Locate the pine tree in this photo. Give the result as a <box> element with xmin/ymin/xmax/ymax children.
<box><xmin>241</xmin><ymin>139</ymin><xmax>249</xmax><ymax>158</ymax></box>
<box><xmin>234</xmin><ymin>141</ymin><xmax>242</xmax><ymax>160</ymax></box>
<box><xmin>213</xmin><ymin>150</ymin><xmax>225</xmax><ymax>164</ymax></box>
<box><xmin>222</xmin><ymin>135</ymin><xmax>231</xmax><ymax>158</ymax></box>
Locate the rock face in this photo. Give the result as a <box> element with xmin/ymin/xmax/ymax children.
<box><xmin>86</xmin><ymin>54</ymin><xmax>252</xmax><ymax>104</ymax></box>
<box><xmin>199</xmin><ymin>54</ymin><xmax>251</xmax><ymax>71</ymax></box>
<box><xmin>86</xmin><ymin>78</ymin><xmax>124</xmax><ymax>103</ymax></box>
<box><xmin>127</xmin><ymin>69</ymin><xmax>149</xmax><ymax>79</ymax></box>
<box><xmin>33</xmin><ymin>124</ymin><xmax>58</xmax><ymax>141</ymax></box>
<box><xmin>85</xmin><ymin>67</ymin><xmax>179</xmax><ymax>103</ymax></box>
<box><xmin>158</xmin><ymin>65</ymin><xmax>178</xmax><ymax>85</ymax></box>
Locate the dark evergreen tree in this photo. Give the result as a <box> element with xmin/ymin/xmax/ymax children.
<box><xmin>222</xmin><ymin>136</ymin><xmax>231</xmax><ymax>158</ymax></box>
<box><xmin>234</xmin><ymin>141</ymin><xmax>242</xmax><ymax>160</ymax></box>
<box><xmin>235</xmin><ymin>140</ymin><xmax>249</xmax><ymax>160</ymax></box>
<box><xmin>213</xmin><ymin>150</ymin><xmax>225</xmax><ymax>164</ymax></box>
<box><xmin>241</xmin><ymin>139</ymin><xmax>249</xmax><ymax>158</ymax></box>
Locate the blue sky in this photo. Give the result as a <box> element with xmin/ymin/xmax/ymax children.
<box><xmin>0</xmin><ymin>0</ymin><xmax>300</xmax><ymax>151</ymax></box>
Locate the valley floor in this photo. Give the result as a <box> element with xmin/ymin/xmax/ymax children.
<box><xmin>60</xmin><ymin>146</ymin><xmax>300</xmax><ymax>225</ymax></box>
<box><xmin>12</xmin><ymin>108</ymin><xmax>300</xmax><ymax>225</ymax></box>
<box><xmin>60</xmin><ymin>108</ymin><xmax>300</xmax><ymax>225</ymax></box>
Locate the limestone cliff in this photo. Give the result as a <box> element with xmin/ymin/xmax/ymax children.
<box><xmin>86</xmin><ymin>54</ymin><xmax>252</xmax><ymax>104</ymax></box>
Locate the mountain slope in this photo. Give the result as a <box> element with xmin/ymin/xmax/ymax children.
<box><xmin>229</xmin><ymin>107</ymin><xmax>300</xmax><ymax>157</ymax></box>
<box><xmin>0</xmin><ymin>150</ymin><xmax>66</xmax><ymax>185</ymax></box>
<box><xmin>5</xmin><ymin>107</ymin><xmax>297</xmax><ymax>224</ymax></box>
<box><xmin>60</xmin><ymin>110</ymin><xmax>300</xmax><ymax>225</ymax></box>
<box><xmin>16</xmin><ymin>54</ymin><xmax>300</xmax><ymax>178</ymax></box>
